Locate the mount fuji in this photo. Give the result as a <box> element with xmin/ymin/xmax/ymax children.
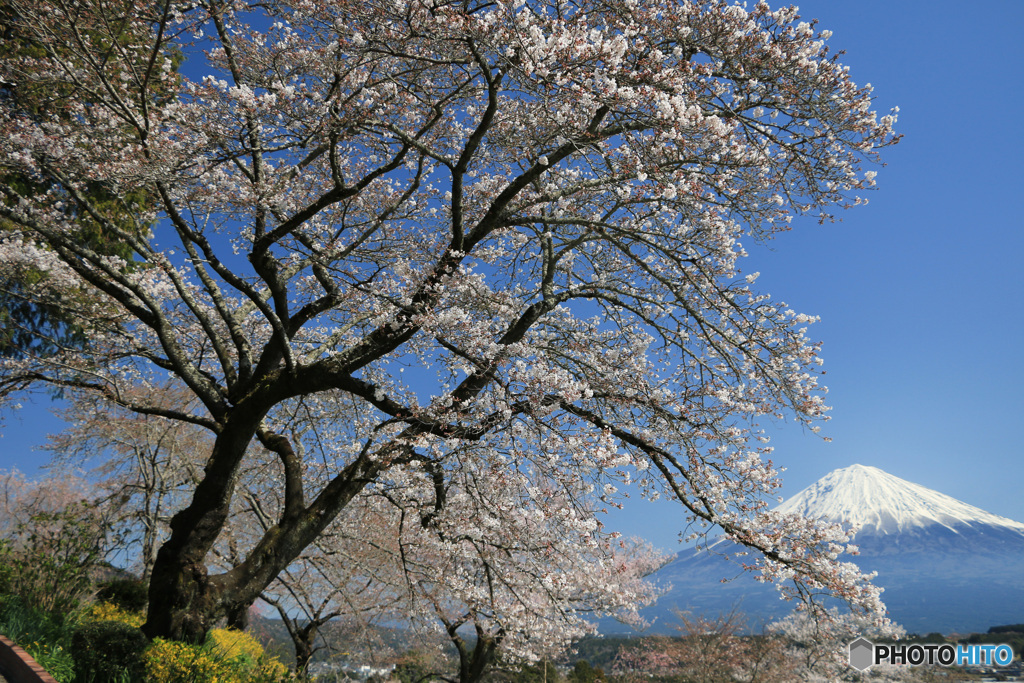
<box><xmin>614</xmin><ymin>464</ymin><xmax>1024</xmax><ymax>634</ymax></box>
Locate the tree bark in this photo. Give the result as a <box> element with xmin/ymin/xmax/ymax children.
<box><xmin>294</xmin><ymin>624</ymin><xmax>318</xmax><ymax>681</ymax></box>
<box><xmin>141</xmin><ymin>407</ymin><xmax>263</xmax><ymax>642</ymax></box>
<box><xmin>225</xmin><ymin>602</ymin><xmax>250</xmax><ymax>631</ymax></box>
<box><xmin>141</xmin><ymin>399</ymin><xmax>389</xmax><ymax>642</ymax></box>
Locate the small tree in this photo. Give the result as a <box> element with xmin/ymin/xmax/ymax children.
<box><xmin>566</xmin><ymin>660</ymin><xmax>605</xmax><ymax>683</ymax></box>
<box><xmin>670</xmin><ymin>608</ymin><xmax>751</xmax><ymax>683</ymax></box>
<box><xmin>321</xmin><ymin>456</ymin><xmax>666</xmax><ymax>680</ymax></box>
<box><xmin>395</xmin><ymin>649</ymin><xmax>447</xmax><ymax>683</ymax></box>
<box><xmin>769</xmin><ymin>606</ymin><xmax>907</xmax><ymax>681</ymax></box>
<box><xmin>0</xmin><ymin>469</ymin><xmax>110</xmax><ymax>616</ymax></box>
<box><xmin>614</xmin><ymin>608</ymin><xmax>793</xmax><ymax>683</ymax></box>
<box><xmin>46</xmin><ymin>384</ymin><xmax>210</xmax><ymax>586</ymax></box>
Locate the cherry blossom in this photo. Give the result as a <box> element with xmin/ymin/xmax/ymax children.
<box><xmin>0</xmin><ymin>0</ymin><xmax>898</xmax><ymax>642</ymax></box>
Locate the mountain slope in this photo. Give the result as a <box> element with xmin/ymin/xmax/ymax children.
<box><xmin>776</xmin><ymin>464</ymin><xmax>1024</xmax><ymax>552</ymax></box>
<box><xmin>609</xmin><ymin>464</ymin><xmax>1024</xmax><ymax>634</ymax></box>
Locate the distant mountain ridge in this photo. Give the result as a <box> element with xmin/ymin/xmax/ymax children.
<box><xmin>608</xmin><ymin>464</ymin><xmax>1024</xmax><ymax>634</ymax></box>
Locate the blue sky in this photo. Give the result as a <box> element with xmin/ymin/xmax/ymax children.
<box><xmin>612</xmin><ymin>0</ymin><xmax>1024</xmax><ymax>550</ymax></box>
<box><xmin>2</xmin><ymin>1</ymin><xmax>1022</xmax><ymax>553</ymax></box>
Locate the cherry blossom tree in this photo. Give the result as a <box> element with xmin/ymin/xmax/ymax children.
<box><xmin>0</xmin><ymin>467</ymin><xmax>94</xmax><ymax>537</ymax></box>
<box><xmin>0</xmin><ymin>0</ymin><xmax>898</xmax><ymax>643</ymax></box>
<box><xmin>768</xmin><ymin>607</ymin><xmax>910</xmax><ymax>682</ymax></box>
<box><xmin>212</xmin><ymin>411</ymin><xmax>666</xmax><ymax>678</ymax></box>
<box><xmin>613</xmin><ymin>608</ymin><xmax>794</xmax><ymax>683</ymax></box>
<box><xmin>321</xmin><ymin>456</ymin><xmax>667</xmax><ymax>680</ymax></box>
<box><xmin>0</xmin><ymin>467</ymin><xmax>110</xmax><ymax>614</ymax></box>
<box><xmin>45</xmin><ymin>384</ymin><xmax>211</xmax><ymax>585</ymax></box>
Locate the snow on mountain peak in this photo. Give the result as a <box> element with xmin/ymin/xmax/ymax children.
<box><xmin>775</xmin><ymin>464</ymin><xmax>1024</xmax><ymax>536</ymax></box>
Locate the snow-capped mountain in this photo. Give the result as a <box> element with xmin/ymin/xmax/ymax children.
<box><xmin>607</xmin><ymin>464</ymin><xmax>1024</xmax><ymax>634</ymax></box>
<box><xmin>777</xmin><ymin>464</ymin><xmax>1024</xmax><ymax>537</ymax></box>
<box><xmin>776</xmin><ymin>464</ymin><xmax>1024</xmax><ymax>554</ymax></box>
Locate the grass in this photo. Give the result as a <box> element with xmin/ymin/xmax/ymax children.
<box><xmin>0</xmin><ymin>596</ymin><xmax>78</xmax><ymax>683</ymax></box>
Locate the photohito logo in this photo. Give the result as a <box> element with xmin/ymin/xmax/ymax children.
<box><xmin>848</xmin><ymin>638</ymin><xmax>1015</xmax><ymax>671</ymax></box>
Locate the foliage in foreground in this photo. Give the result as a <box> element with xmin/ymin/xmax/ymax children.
<box><xmin>72</xmin><ymin>619</ymin><xmax>149</xmax><ymax>683</ymax></box>
<box><xmin>0</xmin><ymin>470</ymin><xmax>109</xmax><ymax>618</ymax></box>
<box><xmin>144</xmin><ymin>628</ymin><xmax>289</xmax><ymax>683</ymax></box>
<box><xmin>0</xmin><ymin>596</ymin><xmax>78</xmax><ymax>683</ymax></box>
<box><xmin>0</xmin><ymin>591</ymin><xmax>289</xmax><ymax>683</ymax></box>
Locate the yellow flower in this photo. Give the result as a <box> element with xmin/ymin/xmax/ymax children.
<box><xmin>86</xmin><ymin>601</ymin><xmax>145</xmax><ymax>627</ymax></box>
<box><xmin>143</xmin><ymin>630</ymin><xmax>288</xmax><ymax>683</ymax></box>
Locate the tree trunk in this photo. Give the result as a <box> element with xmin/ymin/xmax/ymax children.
<box><xmin>453</xmin><ymin>631</ymin><xmax>499</xmax><ymax>683</ymax></box>
<box><xmin>143</xmin><ymin>553</ymin><xmax>218</xmax><ymax>643</ymax></box>
<box><xmin>141</xmin><ymin>407</ymin><xmax>387</xmax><ymax>642</ymax></box>
<box><xmin>294</xmin><ymin>625</ymin><xmax>318</xmax><ymax>681</ymax></box>
<box><xmin>141</xmin><ymin>416</ymin><xmax>259</xmax><ymax>642</ymax></box>
<box><xmin>226</xmin><ymin>602</ymin><xmax>251</xmax><ymax>631</ymax></box>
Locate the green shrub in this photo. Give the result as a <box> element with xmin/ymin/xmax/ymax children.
<box><xmin>95</xmin><ymin>578</ymin><xmax>148</xmax><ymax>613</ymax></box>
<box><xmin>72</xmin><ymin>620</ymin><xmax>148</xmax><ymax>683</ymax></box>
<box><xmin>0</xmin><ymin>502</ymin><xmax>108</xmax><ymax>617</ymax></box>
<box><xmin>0</xmin><ymin>595</ymin><xmax>76</xmax><ymax>652</ymax></box>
